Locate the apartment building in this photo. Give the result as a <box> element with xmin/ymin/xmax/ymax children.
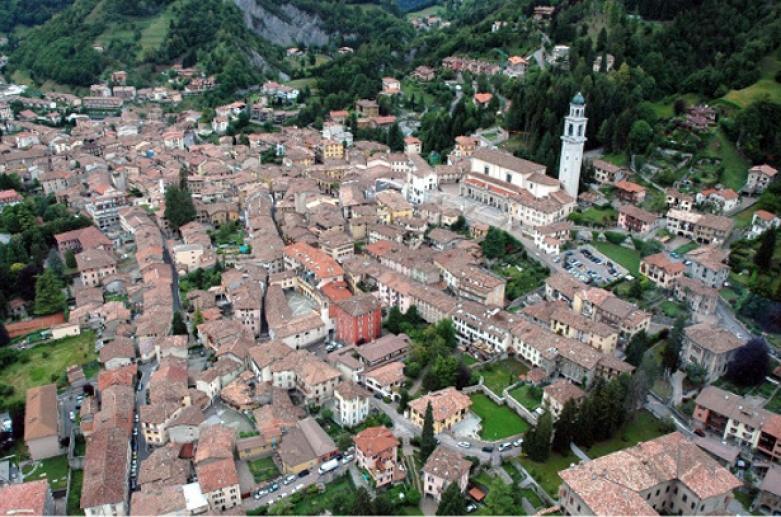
<box><xmin>680</xmin><ymin>323</ymin><xmax>743</xmax><ymax>382</ymax></box>
<box><xmin>408</xmin><ymin>387</ymin><xmax>472</xmax><ymax>433</ymax></box>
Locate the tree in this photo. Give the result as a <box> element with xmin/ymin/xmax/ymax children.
<box><xmin>483</xmin><ymin>478</ymin><xmax>516</xmax><ymax>515</ymax></box>
<box><xmin>397</xmin><ymin>388</ymin><xmax>409</xmax><ymax>413</ymax></box>
<box><xmin>386</xmin><ymin>123</ymin><xmax>404</xmax><ymax>152</ymax></box>
<box><xmin>33</xmin><ymin>268</ymin><xmax>65</xmax><ymax>315</ymax></box>
<box><xmin>384</xmin><ymin>306</ymin><xmax>404</xmax><ymax>334</ymax></box>
<box><xmin>0</xmin><ymin>323</ymin><xmax>9</xmax><ymax>347</ymax></box>
<box><xmin>726</xmin><ymin>337</ymin><xmax>770</xmax><ymax>387</ymax></box>
<box><xmin>662</xmin><ymin>317</ymin><xmax>685</xmax><ymax>371</ymax></box>
<box><xmin>525</xmin><ymin>412</ymin><xmax>553</xmax><ymax>462</ymax></box>
<box><xmin>350</xmin><ymin>487</ymin><xmax>374</xmax><ymax>516</ymax></box>
<box><xmin>164</xmin><ymin>186</ymin><xmax>196</xmax><ymax>232</ymax></box>
<box><xmin>624</xmin><ymin>331</ymin><xmax>650</xmax><ymax>367</ymax></box>
<box><xmin>436</xmin><ymin>483</ymin><xmax>466</xmax><ymax>516</ymax></box>
<box><xmin>628</xmin><ymin>120</ymin><xmax>654</xmax><ymax>154</ymax></box>
<box><xmin>64</xmin><ymin>249</ymin><xmax>77</xmax><ymax>269</ymax></box>
<box><xmin>420</xmin><ymin>402</ymin><xmax>436</xmax><ymax>462</ymax></box>
<box><xmin>193</xmin><ymin>308</ymin><xmax>204</xmax><ymax>326</ymax></box>
<box><xmin>481</xmin><ymin>226</ymin><xmax>508</xmax><ymax>259</ymax></box>
<box><xmin>552</xmin><ymin>399</ymin><xmax>579</xmax><ymax>453</ymax></box>
<box><xmin>171</xmin><ymin>311</ymin><xmax>188</xmax><ymax>335</ymax></box>
<box><xmin>755</xmin><ymin>229</ymin><xmax>776</xmax><ymax>271</ymax></box>
<box><xmin>450</xmin><ymin>215</ymin><xmax>467</xmax><ymax>233</ymax></box>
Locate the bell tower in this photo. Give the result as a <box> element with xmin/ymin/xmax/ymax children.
<box><xmin>558</xmin><ymin>92</ymin><xmax>587</xmax><ymax>198</ymax></box>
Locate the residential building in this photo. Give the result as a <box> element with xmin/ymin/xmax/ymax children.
<box><xmin>666</xmin><ymin>209</ymin><xmax>733</xmax><ymax>245</ymax></box>
<box><xmin>673</xmin><ymin>276</ymin><xmax>719</xmax><ymax>316</ymax></box>
<box><xmin>685</xmin><ymin>246</ymin><xmax>730</xmax><ymax>288</ymax></box>
<box><xmin>745</xmin><ymin>164</ymin><xmax>778</xmax><ymax>195</ymax></box>
<box><xmin>639</xmin><ymin>253</ymin><xmax>685</xmax><ymax>289</ymax></box>
<box><xmin>333</xmin><ymin>293</ymin><xmax>382</xmax><ymax>346</ymax></box>
<box><xmin>617</xmin><ymin>204</ymin><xmax>657</xmax><ymax>233</ymax></box>
<box><xmin>81</xmin><ymin>427</ymin><xmax>130</xmax><ymax>516</ymax></box>
<box><xmin>363</xmin><ymin>362</ymin><xmax>405</xmax><ymax>400</ymax></box>
<box><xmin>24</xmin><ymin>384</ymin><xmax>61</xmax><ymax>460</ymax></box>
<box><xmin>422</xmin><ymin>446</ymin><xmax>471</xmax><ymax>502</ymax></box>
<box><xmin>283</xmin><ymin>241</ymin><xmax>344</xmax><ymax>288</ymax></box>
<box><xmin>692</xmin><ymin>386</ymin><xmax>781</xmax><ymax>453</ymax></box>
<box><xmin>680</xmin><ymin>323</ymin><xmax>743</xmax><ymax>382</ymax></box>
<box><xmin>757</xmin><ymin>466</ymin><xmax>781</xmax><ymax>514</ymax></box>
<box><xmin>332</xmin><ymin>381</ymin><xmax>371</xmax><ymax>427</ymax></box>
<box><xmin>408</xmin><ymin>387</ymin><xmax>472</xmax><ymax>433</ymax></box>
<box><xmin>0</xmin><ymin>480</ymin><xmax>55</xmax><ymax>515</ymax></box>
<box><xmin>749</xmin><ymin>210</ymin><xmax>781</xmax><ymax>240</ymax></box>
<box><xmin>592</xmin><ymin>159</ymin><xmax>625</xmax><ymax>184</ymax></box>
<box><xmin>354</xmin><ymin>426</ymin><xmax>405</xmax><ymax>488</ymax></box>
<box><xmin>542</xmin><ymin>379</ymin><xmax>585</xmax><ymax>420</ymax></box>
<box><xmin>614</xmin><ymin>180</ymin><xmax>646</xmax><ymax>203</ymax></box>
<box><xmin>197</xmin><ymin>457</ymin><xmax>241</xmax><ymax>512</ymax></box>
<box><xmin>277</xmin><ymin>417</ymin><xmax>338</xmax><ymax>475</ymax></box>
<box><xmin>558</xmin><ymin>432</ymin><xmax>740</xmax><ymax>516</ymax></box>
<box><xmin>76</xmin><ymin>248</ymin><xmax>118</xmax><ymax>287</ymax></box>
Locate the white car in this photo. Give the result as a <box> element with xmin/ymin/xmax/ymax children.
<box><xmin>283</xmin><ymin>474</ymin><xmax>296</xmax><ymax>485</ymax></box>
<box><xmin>457</xmin><ymin>441</ymin><xmax>471</xmax><ymax>449</ymax></box>
<box><xmin>294</xmin><ymin>484</ymin><xmax>304</xmax><ymax>493</ymax></box>
<box><xmin>512</xmin><ymin>438</ymin><xmax>523</xmax><ymax>447</ymax></box>
<box><xmin>341</xmin><ymin>454</ymin><xmax>354</xmax><ymax>464</ymax></box>
<box><xmin>498</xmin><ymin>442</ymin><xmax>511</xmax><ymax>451</ymax></box>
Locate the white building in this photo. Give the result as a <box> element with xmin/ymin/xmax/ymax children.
<box><xmin>333</xmin><ymin>381</ymin><xmax>371</xmax><ymax>427</ymax></box>
<box><xmin>558</xmin><ymin>92</ymin><xmax>587</xmax><ymax>199</ymax></box>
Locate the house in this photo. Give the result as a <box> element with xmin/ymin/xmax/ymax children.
<box><xmin>283</xmin><ymin>241</ymin><xmax>344</xmax><ymax>288</ymax></box>
<box><xmin>745</xmin><ymin>164</ymin><xmax>777</xmax><ymax>195</ymax></box>
<box><xmin>697</xmin><ymin>188</ymin><xmax>739</xmax><ymax>212</ymax></box>
<box><xmin>617</xmin><ymin>204</ymin><xmax>657</xmax><ymax>233</ymax></box>
<box><xmin>749</xmin><ymin>209</ymin><xmax>780</xmax><ymax>239</ymax></box>
<box><xmin>332</xmin><ymin>381</ymin><xmax>371</xmax><ymax>427</ymax></box>
<box><xmin>76</xmin><ymin>248</ymin><xmax>118</xmax><ymax>287</ymax></box>
<box><xmin>542</xmin><ymin>379</ymin><xmax>585</xmax><ymax>420</ymax></box>
<box><xmin>473</xmin><ymin>93</ymin><xmax>493</xmax><ymax>107</ymax></box>
<box><xmin>24</xmin><ymin>384</ymin><xmax>61</xmax><ymax>460</ymax></box>
<box><xmin>356</xmin><ymin>99</ymin><xmax>380</xmax><ymax>117</ymax></box>
<box><xmin>757</xmin><ymin>466</ymin><xmax>781</xmax><ymax>514</ymax></box>
<box><xmin>614</xmin><ymin>180</ymin><xmax>646</xmax><ymax>203</ymax></box>
<box><xmin>591</xmin><ymin>159</ymin><xmax>626</xmax><ymax>184</ymax></box>
<box><xmin>333</xmin><ymin>293</ymin><xmax>383</xmax><ymax>346</ymax></box>
<box><xmin>639</xmin><ymin>253</ymin><xmax>685</xmax><ymax>289</ymax></box>
<box><xmin>685</xmin><ymin>246</ymin><xmax>730</xmax><ymax>288</ymax></box>
<box><xmin>404</xmin><ymin>136</ymin><xmax>422</xmax><ymax>155</ymax></box>
<box><xmin>354</xmin><ymin>426</ymin><xmax>405</xmax><ymax>488</ymax></box>
<box><xmin>381</xmin><ymin>77</ymin><xmax>401</xmax><ymax>95</ymax></box>
<box><xmin>363</xmin><ymin>362</ymin><xmax>406</xmax><ymax>401</ymax></box>
<box><xmin>412</xmin><ymin>66</ymin><xmax>436</xmax><ymax>81</ymax></box>
<box><xmin>408</xmin><ymin>387</ymin><xmax>471</xmax><ymax>433</ymax></box>
<box><xmin>54</xmin><ymin>226</ymin><xmax>113</xmax><ymax>256</ymax></box>
<box><xmin>277</xmin><ymin>417</ymin><xmax>338</xmax><ymax>474</ymax></box>
<box><xmin>505</xmin><ymin>55</ymin><xmax>528</xmax><ymax>77</ymax></box>
<box><xmin>673</xmin><ymin>276</ymin><xmax>719</xmax><ymax>316</ymax></box>
<box><xmin>666</xmin><ymin>188</ymin><xmax>695</xmax><ymax>211</ymax></box>
<box><xmin>0</xmin><ymin>189</ymin><xmax>22</xmax><ymax>208</ymax></box>
<box><xmin>99</xmin><ymin>337</ymin><xmax>136</xmax><ymax>370</ymax></box>
<box><xmin>0</xmin><ymin>480</ymin><xmax>55</xmax><ymax>515</ymax></box>
<box><xmin>422</xmin><ymin>446</ymin><xmax>472</xmax><ymax>502</ymax></box>
<box><xmin>666</xmin><ymin>209</ymin><xmax>733</xmax><ymax>245</ymax></box>
<box><xmin>558</xmin><ymin>432</ymin><xmax>741</xmax><ymax>516</ymax></box>
<box><xmin>196</xmin><ymin>458</ymin><xmax>241</xmax><ymax>512</ymax></box>
<box><xmin>81</xmin><ymin>427</ymin><xmax>130</xmax><ymax>516</ymax></box>
<box><xmin>692</xmin><ymin>386</ymin><xmax>781</xmax><ymax>456</ymax></box>
<box><xmin>680</xmin><ymin>323</ymin><xmax>743</xmax><ymax>382</ymax></box>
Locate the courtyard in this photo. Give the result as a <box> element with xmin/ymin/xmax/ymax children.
<box><xmin>469</xmin><ymin>393</ymin><xmax>529</xmax><ymax>441</ymax></box>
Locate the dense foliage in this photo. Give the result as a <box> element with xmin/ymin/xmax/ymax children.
<box><xmin>0</xmin><ymin>0</ymin><xmax>73</xmax><ymax>32</ymax></box>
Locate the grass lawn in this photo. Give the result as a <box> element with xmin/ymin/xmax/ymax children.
<box><xmin>287</xmin><ymin>77</ymin><xmax>317</xmax><ymax>90</ymax></box>
<box><xmin>496</xmin><ymin>261</ymin><xmax>549</xmax><ymax>301</ymax></box>
<box><xmin>291</xmin><ymin>475</ymin><xmax>355</xmax><ymax>515</ymax></box>
<box><xmin>509</xmin><ymin>384</ymin><xmax>542</xmax><ymax>411</ymax></box>
<box><xmin>659</xmin><ymin>300</ymin><xmax>686</xmax><ymax>319</ymax></box>
<box><xmin>460</xmin><ymin>353</ymin><xmax>478</xmax><ymax>366</ymax></box>
<box><xmin>576</xmin><ymin>206</ymin><xmax>617</xmax><ymax>227</ymax></box>
<box><xmin>501</xmin><ymin>460</ymin><xmax>525</xmax><ymax>484</ymax></box>
<box><xmin>23</xmin><ymin>454</ymin><xmax>69</xmax><ymax>491</ymax></box>
<box><xmin>723</xmin><ymin>55</ymin><xmax>781</xmax><ymax>109</ymax></box>
<box><xmin>247</xmin><ymin>456</ymin><xmax>280</xmax><ymax>483</ymax></box>
<box><xmin>139</xmin><ymin>7</ymin><xmax>175</xmax><ymax>54</ymax></box>
<box><xmin>0</xmin><ymin>331</ymin><xmax>96</xmax><ymax>407</ymax></box>
<box><xmin>734</xmin><ymin>206</ymin><xmax>759</xmax><ymax>229</ymax></box>
<box><xmin>591</xmin><ymin>242</ymin><xmax>641</xmax><ymax>275</ymax></box>
<box><xmin>477</xmin><ymin>359</ymin><xmax>529</xmax><ymax>395</ymax></box>
<box><xmin>585</xmin><ymin>410</ymin><xmax>668</xmax><ymax>459</ymax></box>
<box><xmin>470</xmin><ymin>393</ymin><xmax>529</xmax><ymax>441</ymax></box>
<box><xmin>520</xmin><ymin>487</ymin><xmax>544</xmax><ymax>509</ymax></box>
<box><xmin>707</xmin><ymin>129</ymin><xmax>750</xmax><ymax>191</ymax></box>
<box><xmin>601</xmin><ymin>152</ymin><xmax>628</xmax><ymax>167</ymax></box>
<box><xmin>673</xmin><ymin>241</ymin><xmax>698</xmax><ymax>255</ymax></box>
<box><xmin>520</xmin><ymin>452</ymin><xmax>578</xmax><ymax>497</ymax></box>
<box><xmin>67</xmin><ymin>469</ymin><xmax>84</xmax><ymax>515</ymax></box>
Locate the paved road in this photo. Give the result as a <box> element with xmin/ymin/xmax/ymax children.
<box><xmin>242</xmin><ymin>461</ymin><xmax>352</xmax><ymax>511</ymax></box>
<box><xmin>715</xmin><ymin>299</ymin><xmax>751</xmax><ymax>341</ymax></box>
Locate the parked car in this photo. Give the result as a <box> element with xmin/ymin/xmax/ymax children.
<box><xmin>481</xmin><ymin>446</ymin><xmax>494</xmax><ymax>453</ymax></box>
<box><xmin>512</xmin><ymin>438</ymin><xmax>524</xmax><ymax>447</ymax></box>
<box><xmin>341</xmin><ymin>454</ymin><xmax>354</xmax><ymax>464</ymax></box>
<box><xmin>467</xmin><ymin>503</ymin><xmax>477</xmax><ymax>513</ymax></box>
<box><xmin>298</xmin><ymin>469</ymin><xmax>310</xmax><ymax>478</ymax></box>
<box><xmin>457</xmin><ymin>441</ymin><xmax>471</xmax><ymax>449</ymax></box>
<box><xmin>498</xmin><ymin>442</ymin><xmax>512</xmax><ymax>451</ymax></box>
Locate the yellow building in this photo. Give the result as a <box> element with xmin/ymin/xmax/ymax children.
<box><xmin>408</xmin><ymin>387</ymin><xmax>471</xmax><ymax>433</ymax></box>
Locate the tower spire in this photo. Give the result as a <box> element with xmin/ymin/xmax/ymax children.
<box><xmin>557</xmin><ymin>92</ymin><xmax>587</xmax><ymax>198</ymax></box>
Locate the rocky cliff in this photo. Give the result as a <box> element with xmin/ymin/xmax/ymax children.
<box><xmin>233</xmin><ymin>0</ymin><xmax>330</xmax><ymax>48</ymax></box>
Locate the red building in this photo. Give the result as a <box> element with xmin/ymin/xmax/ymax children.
<box><xmin>333</xmin><ymin>293</ymin><xmax>382</xmax><ymax>346</ymax></box>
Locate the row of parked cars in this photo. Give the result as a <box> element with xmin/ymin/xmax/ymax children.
<box><xmin>456</xmin><ymin>438</ymin><xmax>524</xmax><ymax>452</ymax></box>
<box><xmin>253</xmin><ymin>452</ymin><xmax>355</xmax><ymax>502</ymax></box>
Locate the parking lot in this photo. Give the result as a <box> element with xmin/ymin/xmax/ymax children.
<box><xmin>560</xmin><ymin>245</ymin><xmax>628</xmax><ymax>286</ymax></box>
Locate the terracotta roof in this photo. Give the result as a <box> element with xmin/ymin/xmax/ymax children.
<box><xmin>196</xmin><ymin>457</ymin><xmax>239</xmax><ymax>493</ymax></box>
<box><xmin>81</xmin><ymin>427</ymin><xmax>130</xmax><ymax>509</ymax></box>
<box><xmin>422</xmin><ymin>445</ymin><xmax>471</xmax><ymax>483</ymax></box>
<box><xmin>685</xmin><ymin>323</ymin><xmax>743</xmax><ymax>354</ymax></box>
<box><xmin>24</xmin><ymin>384</ymin><xmax>59</xmax><ymax>441</ymax></box>
<box><xmin>543</xmin><ymin>379</ymin><xmax>585</xmax><ymax>407</ymax></box>
<box><xmin>409</xmin><ymin>387</ymin><xmax>472</xmax><ymax>422</ymax></box>
<box><xmin>354</xmin><ymin>426</ymin><xmax>398</xmax><ymax>457</ymax></box>
<box><xmin>0</xmin><ymin>480</ymin><xmax>50</xmax><ymax>515</ymax></box>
